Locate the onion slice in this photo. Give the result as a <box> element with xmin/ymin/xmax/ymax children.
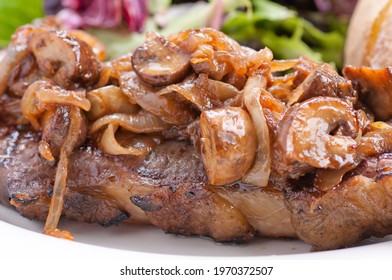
<box><xmin>119</xmin><ymin>70</ymin><xmax>195</xmax><ymax>125</ymax></box>
<box><xmin>242</xmin><ymin>74</ymin><xmax>271</xmax><ymax>187</ymax></box>
<box><xmin>99</xmin><ymin>124</ymin><xmax>154</xmax><ymax>156</ymax></box>
<box><xmin>21</xmin><ymin>80</ymin><xmax>90</xmax><ymax>130</ymax></box>
<box><xmin>87</xmin><ymin>85</ymin><xmax>139</xmax><ymax>121</ymax></box>
<box><xmin>43</xmin><ymin>107</ymin><xmax>85</xmax><ymax>240</ymax></box>
<box><xmin>159</xmin><ymin>74</ymin><xmax>220</xmax><ymax>111</ymax></box>
<box><xmin>90</xmin><ymin>110</ymin><xmax>169</xmax><ymax>134</ymax></box>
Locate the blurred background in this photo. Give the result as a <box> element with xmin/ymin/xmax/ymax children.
<box><xmin>0</xmin><ymin>0</ymin><xmax>358</xmax><ymax>68</ymax></box>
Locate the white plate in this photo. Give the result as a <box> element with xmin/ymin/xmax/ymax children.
<box><xmin>1</xmin><ymin>203</ymin><xmax>392</xmax><ymax>260</ymax></box>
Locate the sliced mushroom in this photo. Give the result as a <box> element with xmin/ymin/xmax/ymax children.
<box><xmin>28</xmin><ymin>30</ymin><xmax>100</xmax><ymax>89</ymax></box>
<box><xmin>0</xmin><ymin>25</ymin><xmax>49</xmax><ymax>96</ymax></box>
<box><xmin>131</xmin><ymin>32</ymin><xmax>190</xmax><ymax>87</ymax></box>
<box><xmin>7</xmin><ymin>52</ymin><xmax>41</xmax><ymax>97</ymax></box>
<box><xmin>200</xmin><ymin>107</ymin><xmax>257</xmax><ymax>186</ymax></box>
<box><xmin>287</xmin><ymin>64</ymin><xmax>357</xmax><ymax>106</ymax></box>
<box><xmin>0</xmin><ymin>47</ymin><xmax>28</xmax><ymax>96</ymax></box>
<box><xmin>69</xmin><ymin>29</ymin><xmax>106</xmax><ymax>62</ymax></box>
<box><xmin>343</xmin><ymin>65</ymin><xmax>392</xmax><ymax>121</ymax></box>
<box><xmin>277</xmin><ymin>97</ymin><xmax>358</xmax><ymax>171</ymax></box>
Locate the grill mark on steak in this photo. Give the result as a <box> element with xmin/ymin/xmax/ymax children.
<box><xmin>132</xmin><ymin>183</ymin><xmax>253</xmax><ymax>242</ymax></box>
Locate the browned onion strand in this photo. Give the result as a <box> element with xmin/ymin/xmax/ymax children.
<box><xmin>197</xmin><ymin>74</ymin><xmax>240</xmax><ymax>101</ymax></box>
<box><xmin>38</xmin><ymin>140</ymin><xmax>55</xmax><ymax>162</ymax></box>
<box><xmin>21</xmin><ymin>80</ymin><xmax>91</xmax><ymax>130</ymax></box>
<box><xmin>43</xmin><ymin>107</ymin><xmax>84</xmax><ymax>240</ymax></box>
<box><xmin>119</xmin><ymin>70</ymin><xmax>195</xmax><ymax>125</ymax></box>
<box><xmin>68</xmin><ymin>29</ymin><xmax>107</xmax><ymax>62</ymax></box>
<box><xmin>37</xmin><ymin>87</ymin><xmax>91</xmax><ymax>111</ymax></box>
<box><xmin>87</xmin><ymin>85</ymin><xmax>140</xmax><ymax>121</ymax></box>
<box><xmin>99</xmin><ymin>124</ymin><xmax>154</xmax><ymax>156</ymax></box>
<box><xmin>358</xmin><ymin>127</ymin><xmax>392</xmax><ymax>158</ymax></box>
<box><xmin>242</xmin><ymin>74</ymin><xmax>271</xmax><ymax>187</ymax></box>
<box><xmin>314</xmin><ymin>165</ymin><xmax>356</xmax><ymax>192</ymax></box>
<box><xmin>269</xmin><ymin>59</ymin><xmax>301</xmax><ymax>72</ymax></box>
<box><xmin>20</xmin><ymin>84</ymin><xmax>42</xmax><ymax>130</ymax></box>
<box><xmin>158</xmin><ymin>74</ymin><xmax>221</xmax><ymax>111</ymax></box>
<box><xmin>246</xmin><ymin>48</ymin><xmax>274</xmax><ymax>74</ymax></box>
<box><xmin>168</xmin><ymin>28</ymin><xmax>254</xmax><ymax>87</ymax></box>
<box><xmin>90</xmin><ymin>111</ymin><xmax>169</xmax><ymax>134</ymax></box>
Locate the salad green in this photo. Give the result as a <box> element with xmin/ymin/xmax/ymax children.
<box><xmin>222</xmin><ymin>0</ymin><xmax>347</xmax><ymax>68</ymax></box>
<box><xmin>0</xmin><ymin>0</ymin><xmax>44</xmax><ymax>48</ymax></box>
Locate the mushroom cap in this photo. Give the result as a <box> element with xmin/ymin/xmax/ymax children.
<box><xmin>277</xmin><ymin>97</ymin><xmax>358</xmax><ymax>170</ymax></box>
<box><xmin>132</xmin><ymin>33</ymin><xmax>191</xmax><ymax>87</ymax></box>
<box><xmin>29</xmin><ymin>30</ymin><xmax>100</xmax><ymax>89</ymax></box>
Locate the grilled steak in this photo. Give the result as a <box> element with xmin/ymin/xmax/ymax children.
<box><xmin>0</xmin><ymin>124</ymin><xmax>296</xmax><ymax>241</ymax></box>
<box><xmin>2</xmin><ymin>24</ymin><xmax>392</xmax><ymax>251</ymax></box>
<box><xmin>1</xmin><ymin>125</ymin><xmax>295</xmax><ymax>242</ymax></box>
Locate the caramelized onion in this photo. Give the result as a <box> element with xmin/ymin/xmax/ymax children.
<box><xmin>119</xmin><ymin>70</ymin><xmax>195</xmax><ymax>125</ymax></box>
<box><xmin>242</xmin><ymin>74</ymin><xmax>271</xmax><ymax>187</ymax></box>
<box><xmin>43</xmin><ymin>107</ymin><xmax>85</xmax><ymax>240</ymax></box>
<box><xmin>87</xmin><ymin>85</ymin><xmax>139</xmax><ymax>121</ymax></box>
<box><xmin>159</xmin><ymin>73</ymin><xmax>240</xmax><ymax>112</ymax></box>
<box><xmin>21</xmin><ymin>80</ymin><xmax>91</xmax><ymax>130</ymax></box>
<box><xmin>159</xmin><ymin>74</ymin><xmax>220</xmax><ymax>111</ymax></box>
<box><xmin>246</xmin><ymin>48</ymin><xmax>274</xmax><ymax>74</ymax></box>
<box><xmin>358</xmin><ymin>127</ymin><xmax>392</xmax><ymax>158</ymax></box>
<box><xmin>269</xmin><ymin>59</ymin><xmax>300</xmax><ymax>72</ymax></box>
<box><xmin>38</xmin><ymin>140</ymin><xmax>55</xmax><ymax>162</ymax></box>
<box><xmin>36</xmin><ymin>86</ymin><xmax>91</xmax><ymax>111</ymax></box>
<box><xmin>198</xmin><ymin>74</ymin><xmax>240</xmax><ymax>101</ymax></box>
<box><xmin>314</xmin><ymin>165</ymin><xmax>356</xmax><ymax>192</ymax></box>
<box><xmin>90</xmin><ymin>111</ymin><xmax>169</xmax><ymax>135</ymax></box>
<box><xmin>168</xmin><ymin>28</ymin><xmax>252</xmax><ymax>87</ymax></box>
<box><xmin>99</xmin><ymin>124</ymin><xmax>154</xmax><ymax>156</ymax></box>
<box><xmin>200</xmin><ymin>107</ymin><xmax>257</xmax><ymax>185</ymax></box>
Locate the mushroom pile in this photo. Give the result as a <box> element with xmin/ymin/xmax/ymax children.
<box><xmin>1</xmin><ymin>22</ymin><xmax>392</xmax><ymax>243</ymax></box>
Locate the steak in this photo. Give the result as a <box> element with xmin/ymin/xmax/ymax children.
<box><xmin>0</xmin><ymin>125</ymin><xmax>258</xmax><ymax>241</ymax></box>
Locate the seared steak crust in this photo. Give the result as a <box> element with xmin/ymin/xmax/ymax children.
<box><xmin>286</xmin><ymin>154</ymin><xmax>392</xmax><ymax>251</ymax></box>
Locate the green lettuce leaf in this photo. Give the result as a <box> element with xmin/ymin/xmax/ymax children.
<box><xmin>222</xmin><ymin>0</ymin><xmax>346</xmax><ymax>69</ymax></box>
<box><xmin>0</xmin><ymin>0</ymin><xmax>44</xmax><ymax>48</ymax></box>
